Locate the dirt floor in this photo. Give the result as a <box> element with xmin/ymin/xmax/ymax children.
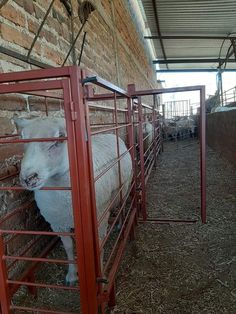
<box><xmin>12</xmin><ymin>139</ymin><xmax>236</xmax><ymax>313</ymax></box>
<box><xmin>112</xmin><ymin>139</ymin><xmax>236</xmax><ymax>314</ymax></box>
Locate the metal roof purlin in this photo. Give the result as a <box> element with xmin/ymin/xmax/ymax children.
<box><xmin>151</xmin><ymin>0</ymin><xmax>168</xmax><ymax>69</ymax></box>
<box><xmin>140</xmin><ymin>0</ymin><xmax>236</xmax><ymax>71</ymax></box>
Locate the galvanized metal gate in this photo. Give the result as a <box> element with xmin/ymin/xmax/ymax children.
<box><xmin>0</xmin><ymin>66</ymin><xmax>206</xmax><ymax>313</ymax></box>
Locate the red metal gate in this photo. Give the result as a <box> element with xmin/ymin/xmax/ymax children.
<box><xmin>0</xmin><ymin>66</ymin><xmax>206</xmax><ymax>313</ymax></box>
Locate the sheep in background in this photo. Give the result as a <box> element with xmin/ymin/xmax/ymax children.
<box><xmin>135</xmin><ymin>117</ymin><xmax>154</xmax><ymax>156</ymax></box>
<box><xmin>213</xmin><ymin>106</ymin><xmax>236</xmax><ymax>112</ymax></box>
<box><xmin>14</xmin><ymin>117</ymin><xmax>133</xmax><ymax>286</ymax></box>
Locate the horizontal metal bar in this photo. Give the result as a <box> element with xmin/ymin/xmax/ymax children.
<box><xmin>82</xmin><ymin>76</ymin><xmax>129</xmax><ymax>97</ymax></box>
<box><xmin>0</xmin><ymin>79</ymin><xmax>65</xmax><ymax>94</ymax></box>
<box><xmin>0</xmin><ymin>186</ymin><xmax>71</xmax><ymax>191</ymax></box>
<box><xmin>140</xmin><ymin>218</ymin><xmax>197</xmax><ymax>224</ymax></box>
<box><xmin>0</xmin><ymin>46</ymin><xmax>51</xmax><ymax>69</ymax></box>
<box><xmin>0</xmin><ymin>229</ymin><xmax>74</xmax><ymax>236</ymax></box>
<box><xmin>10</xmin><ymin>305</ymin><xmax>76</xmax><ymax>314</ymax></box>
<box><xmin>87</xmin><ymin>93</ymin><xmax>128</xmax><ymax>101</ymax></box>
<box><xmin>91</xmin><ymin>123</ymin><xmax>132</xmax><ymax>136</ymax></box>
<box><xmin>94</xmin><ymin>146</ymin><xmax>132</xmax><ymax>182</ymax></box>
<box><xmin>9</xmin><ymin>236</ymin><xmax>59</xmax><ymax>296</ymax></box>
<box><xmin>0</xmin><ymin>137</ymin><xmax>67</xmax><ymax>144</ymax></box>
<box><xmin>0</xmin><ymin>66</ymin><xmax>71</xmax><ymax>83</ymax></box>
<box><xmin>131</xmin><ymin>85</ymin><xmax>205</xmax><ymax>96</ymax></box>
<box><xmin>145</xmin><ymin>35</ymin><xmax>236</xmax><ymax>40</ymax></box>
<box><xmin>25</xmin><ymin>90</ymin><xmax>63</xmax><ymax>99</ymax></box>
<box><xmin>3</xmin><ymin>255</ymin><xmax>76</xmax><ymax>265</ymax></box>
<box><xmin>7</xmin><ymin>234</ymin><xmax>45</xmax><ymax>271</ymax></box>
<box><xmin>0</xmin><ymin>201</ymin><xmax>34</xmax><ymax>225</ymax></box>
<box><xmin>88</xmin><ymin>102</ymin><xmax>127</xmax><ymax>112</ymax></box>
<box><xmin>154</xmin><ymin>58</ymin><xmax>235</xmax><ymax>64</ymax></box>
<box><xmin>0</xmin><ymin>134</ymin><xmax>19</xmax><ymax>139</ymax></box>
<box><xmin>0</xmin><ymin>170</ymin><xmax>19</xmax><ymax>181</ymax></box>
<box><xmin>8</xmin><ymin>279</ymin><xmax>79</xmax><ymax>291</ymax></box>
<box><xmin>156</xmin><ymin>69</ymin><xmax>236</xmax><ymax>73</ymax></box>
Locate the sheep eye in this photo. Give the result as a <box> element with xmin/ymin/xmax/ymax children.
<box><xmin>48</xmin><ymin>142</ymin><xmax>59</xmax><ymax>150</ymax></box>
<box><xmin>47</xmin><ymin>132</ymin><xmax>65</xmax><ymax>151</ymax></box>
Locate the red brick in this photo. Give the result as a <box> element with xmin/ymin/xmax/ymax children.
<box><xmin>46</xmin><ymin>18</ymin><xmax>62</xmax><ymax>36</ymax></box>
<box><xmin>0</xmin><ymin>3</ymin><xmax>26</xmax><ymax>27</ymax></box>
<box><xmin>28</xmin><ymin>96</ymin><xmax>62</xmax><ymax>111</ymax></box>
<box><xmin>0</xmin><ymin>144</ymin><xmax>24</xmax><ymax>162</ymax></box>
<box><xmin>42</xmin><ymin>30</ymin><xmax>58</xmax><ymax>46</ymax></box>
<box><xmin>34</xmin><ymin>3</ymin><xmax>45</xmax><ymax>19</ymax></box>
<box><xmin>28</xmin><ymin>18</ymin><xmax>39</xmax><ymax>34</ymax></box>
<box><xmin>43</xmin><ymin>46</ymin><xmax>64</xmax><ymax>65</ymax></box>
<box><xmin>23</xmin><ymin>0</ymin><xmax>35</xmax><ymax>15</ymax></box>
<box><xmin>0</xmin><ymin>117</ymin><xmax>15</xmax><ymax>135</ymax></box>
<box><xmin>1</xmin><ymin>23</ymin><xmax>31</xmax><ymax>50</ymax></box>
<box><xmin>0</xmin><ymin>94</ymin><xmax>27</xmax><ymax>111</ymax></box>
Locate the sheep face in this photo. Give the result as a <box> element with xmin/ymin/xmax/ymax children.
<box><xmin>15</xmin><ymin>118</ymin><xmax>69</xmax><ymax>190</ymax></box>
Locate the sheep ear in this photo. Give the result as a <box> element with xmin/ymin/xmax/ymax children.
<box><xmin>13</xmin><ymin>117</ymin><xmax>31</xmax><ymax>134</ymax></box>
<box><xmin>58</xmin><ymin>123</ymin><xmax>66</xmax><ymax>138</ymax></box>
<box><xmin>53</xmin><ymin>127</ymin><xmax>66</xmax><ymax>139</ymax></box>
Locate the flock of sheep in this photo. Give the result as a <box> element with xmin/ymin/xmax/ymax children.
<box><xmin>162</xmin><ymin>115</ymin><xmax>197</xmax><ymax>141</ymax></box>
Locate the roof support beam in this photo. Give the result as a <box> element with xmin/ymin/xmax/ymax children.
<box><xmin>151</xmin><ymin>0</ymin><xmax>168</xmax><ymax>69</ymax></box>
<box><xmin>145</xmin><ymin>35</ymin><xmax>236</xmax><ymax>40</ymax></box>
<box><xmin>153</xmin><ymin>58</ymin><xmax>236</xmax><ymax>64</ymax></box>
<box><xmin>156</xmin><ymin>69</ymin><xmax>236</xmax><ymax>73</ymax></box>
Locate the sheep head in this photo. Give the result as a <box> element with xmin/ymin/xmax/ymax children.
<box><xmin>14</xmin><ymin>117</ymin><xmax>69</xmax><ymax>190</ymax></box>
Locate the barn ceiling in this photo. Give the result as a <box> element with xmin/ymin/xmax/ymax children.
<box><xmin>139</xmin><ymin>0</ymin><xmax>236</xmax><ymax>72</ymax></box>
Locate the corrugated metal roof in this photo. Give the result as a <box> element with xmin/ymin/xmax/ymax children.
<box><xmin>139</xmin><ymin>0</ymin><xmax>236</xmax><ymax>71</ymax></box>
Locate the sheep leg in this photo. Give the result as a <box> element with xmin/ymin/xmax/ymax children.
<box><xmin>60</xmin><ymin>235</ymin><xmax>78</xmax><ymax>286</ymax></box>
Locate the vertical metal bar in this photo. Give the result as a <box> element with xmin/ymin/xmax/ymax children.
<box><xmin>114</xmin><ymin>93</ymin><xmax>123</xmax><ymax>204</ymax></box>
<box><xmin>200</xmin><ymin>86</ymin><xmax>206</xmax><ymax>223</ymax></box>
<box><xmin>108</xmin><ymin>283</ymin><xmax>116</xmax><ymax>308</ymax></box>
<box><xmin>162</xmin><ymin>104</ymin><xmax>165</xmax><ymax>120</ymax></box>
<box><xmin>127</xmin><ymin>86</ymin><xmax>137</xmax><ymax>236</ymax></box>
<box><xmin>63</xmin><ymin>69</ymin><xmax>99</xmax><ymax>314</ymax></box>
<box><xmin>153</xmin><ymin>95</ymin><xmax>157</xmax><ymax>168</ymax></box>
<box><xmin>81</xmin><ymin>70</ymin><xmax>104</xmax><ymax>308</ymax></box>
<box><xmin>138</xmin><ymin>97</ymin><xmax>147</xmax><ymax>221</ymax></box>
<box><xmin>0</xmin><ymin>233</ymin><xmax>10</xmax><ymax>314</ymax></box>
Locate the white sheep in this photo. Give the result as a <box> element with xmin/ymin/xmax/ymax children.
<box><xmin>14</xmin><ymin>117</ymin><xmax>132</xmax><ymax>286</ymax></box>
<box><xmin>142</xmin><ymin>121</ymin><xmax>154</xmax><ymax>153</ymax></box>
<box><xmin>135</xmin><ymin>119</ymin><xmax>154</xmax><ymax>154</ymax></box>
<box><xmin>213</xmin><ymin>106</ymin><xmax>236</xmax><ymax>112</ymax></box>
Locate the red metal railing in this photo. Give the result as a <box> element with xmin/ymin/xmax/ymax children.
<box><xmin>0</xmin><ymin>66</ymin><xmax>206</xmax><ymax>313</ymax></box>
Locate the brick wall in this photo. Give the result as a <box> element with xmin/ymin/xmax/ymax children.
<box><xmin>207</xmin><ymin>111</ymin><xmax>236</xmax><ymax>167</ymax></box>
<box><xmin>0</xmin><ymin>0</ymin><xmax>157</xmax><ymax>151</ymax></box>
<box><xmin>0</xmin><ymin>0</ymin><xmax>158</xmax><ymax>273</ymax></box>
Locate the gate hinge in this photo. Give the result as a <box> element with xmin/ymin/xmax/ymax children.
<box><xmin>70</xmin><ymin>101</ymin><xmax>77</xmax><ymax>121</ymax></box>
<box><xmin>97</xmin><ymin>291</ymin><xmax>109</xmax><ymax>304</ymax></box>
<box><xmin>96</xmin><ymin>277</ymin><xmax>109</xmax><ymax>284</ymax></box>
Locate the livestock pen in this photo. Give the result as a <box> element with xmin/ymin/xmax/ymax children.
<box><xmin>0</xmin><ymin>66</ymin><xmax>206</xmax><ymax>313</ymax></box>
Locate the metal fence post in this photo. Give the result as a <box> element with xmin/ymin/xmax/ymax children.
<box><xmin>0</xmin><ymin>233</ymin><xmax>10</xmax><ymax>313</ymax></box>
